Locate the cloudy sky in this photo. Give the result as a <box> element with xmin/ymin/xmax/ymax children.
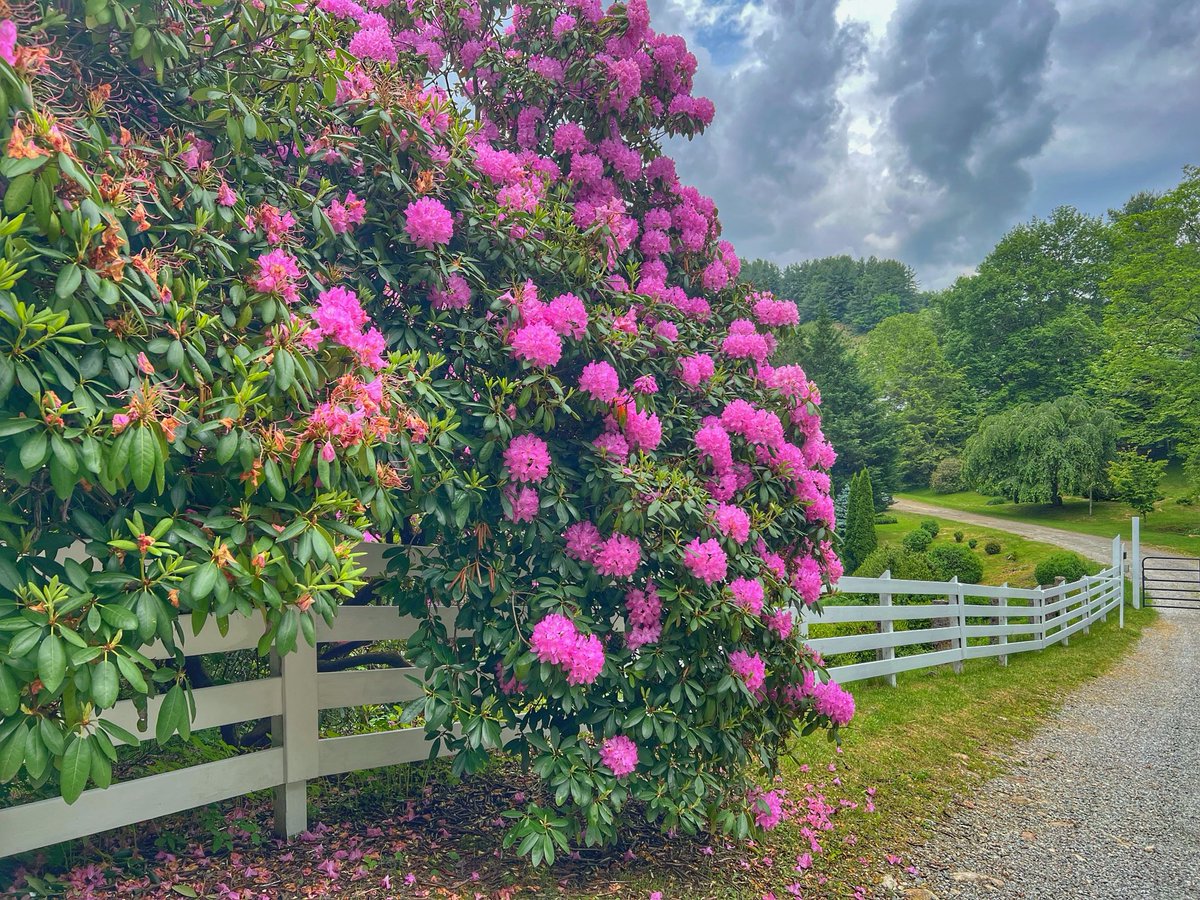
<box><xmin>651</xmin><ymin>0</ymin><xmax>1200</xmax><ymax>289</ymax></box>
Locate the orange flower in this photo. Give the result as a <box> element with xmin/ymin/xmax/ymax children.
<box><xmin>6</xmin><ymin>121</ymin><xmax>44</xmax><ymax>159</ymax></box>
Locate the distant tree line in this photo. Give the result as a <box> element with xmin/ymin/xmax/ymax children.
<box><xmin>749</xmin><ymin>165</ymin><xmax>1200</xmax><ymax>518</ymax></box>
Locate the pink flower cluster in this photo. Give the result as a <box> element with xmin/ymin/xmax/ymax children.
<box><xmin>678</xmin><ymin>353</ymin><xmax>715</xmax><ymax>388</ymax></box>
<box><xmin>729</xmin><ymin>650</ymin><xmax>766</xmax><ymax>693</ymax></box>
<box><xmin>307</xmin><ymin>286</ymin><xmax>386</xmax><ymax>370</ymax></box>
<box><xmin>749</xmin><ymin>787</ymin><xmax>786</xmax><ymax>830</ymax></box>
<box><xmin>564</xmin><ymin>521</ymin><xmax>641</xmax><ymax>579</ymax></box>
<box><xmin>504</xmin><ymin>484</ymin><xmax>539</xmax><ymax>523</ymax></box>
<box><xmin>504</xmin><ymin>434</ymin><xmax>551</xmax><ymax>482</ymax></box>
<box><xmin>404</xmin><ymin>197</ymin><xmax>453</xmax><ymax>249</ymax></box>
<box><xmin>529</xmin><ymin>613</ymin><xmax>605</xmax><ymax>686</ymax></box>
<box><xmin>599</xmin><ymin>734</ymin><xmax>639</xmax><ymax>777</ymax></box>
<box><xmin>721</xmin><ymin>319</ymin><xmax>775</xmax><ymax>365</ymax></box>
<box><xmin>328</xmin><ymin>191</ymin><xmax>367</xmax><ymax>234</ymax></box>
<box><xmin>505</xmin><ymin>282</ymin><xmax>590</xmax><ymax>369</ymax></box>
<box><xmin>713</xmin><ymin>502</ymin><xmax>750</xmax><ymax>544</ymax></box>
<box><xmin>683</xmin><ymin>537</ymin><xmax>727</xmax><ymax>585</ymax></box>
<box><xmin>250</xmin><ymin>250</ymin><xmax>302</xmax><ymax>304</ymax></box>
<box><xmin>430</xmin><ymin>273</ymin><xmax>472</xmax><ymax>310</ymax></box>
<box><xmin>624</xmin><ymin>582</ymin><xmax>662</xmax><ymax>649</ymax></box>
<box><xmin>579</xmin><ymin>360</ymin><xmax>620</xmax><ymax>403</ymax></box>
<box><xmin>751</xmin><ymin>292</ymin><xmax>800</xmax><ymax>327</ymax></box>
<box><xmin>811</xmin><ymin>679</ymin><xmax>855</xmax><ymax>726</ymax></box>
<box><xmin>729</xmin><ymin>577</ymin><xmax>764</xmax><ymax>616</ymax></box>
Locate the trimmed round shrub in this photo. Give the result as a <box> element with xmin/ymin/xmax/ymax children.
<box><xmin>927</xmin><ymin>545</ymin><xmax>984</xmax><ymax>584</ymax></box>
<box><xmin>853</xmin><ymin>546</ymin><xmax>936</xmax><ymax>582</ymax></box>
<box><xmin>0</xmin><ymin>0</ymin><xmax>848</xmax><ymax>854</ymax></box>
<box><xmin>984</xmin><ymin>540</ymin><xmax>1003</xmax><ymax>555</ymax></box>
<box><xmin>919</xmin><ymin>518</ymin><xmax>940</xmax><ymax>536</ymax></box>
<box><xmin>874</xmin><ymin>513</ymin><xmax>898</xmax><ymax>525</ymax></box>
<box><xmin>930</xmin><ymin>457</ymin><xmax>966</xmax><ymax>494</ymax></box>
<box><xmin>968</xmin><ymin>538</ymin><xmax>979</xmax><ymax>549</ymax></box>
<box><xmin>902</xmin><ymin>528</ymin><xmax>934</xmax><ymax>553</ymax></box>
<box><xmin>953</xmin><ymin>530</ymin><xmax>965</xmax><ymax>543</ymax></box>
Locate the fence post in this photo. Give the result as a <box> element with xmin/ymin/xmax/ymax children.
<box><xmin>271</xmin><ymin>636</ymin><xmax>319</xmax><ymax>838</ymax></box>
<box><xmin>877</xmin><ymin>569</ymin><xmax>897</xmax><ymax>688</ymax></box>
<box><xmin>950</xmin><ymin>576</ymin><xmax>964</xmax><ymax>674</ymax></box>
<box><xmin>1131</xmin><ymin>516</ymin><xmax>1142</xmax><ymax>609</ymax></box>
<box><xmin>996</xmin><ymin>584</ymin><xmax>1008</xmax><ymax>667</ymax></box>
<box><xmin>1083</xmin><ymin>575</ymin><xmax>1092</xmax><ymax>636</ymax></box>
<box><xmin>1053</xmin><ymin>576</ymin><xmax>1068</xmax><ymax>646</ymax></box>
<box><xmin>1035</xmin><ymin>587</ymin><xmax>1046</xmax><ymax>649</ymax></box>
<box><xmin>1114</xmin><ymin>535</ymin><xmax>1124</xmax><ymax>629</ymax></box>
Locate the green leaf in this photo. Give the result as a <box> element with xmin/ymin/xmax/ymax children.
<box><xmin>114</xmin><ymin>653</ymin><xmax>147</xmax><ymax>695</ymax></box>
<box><xmin>60</xmin><ymin>735</ymin><xmax>93</xmax><ymax>803</ymax></box>
<box><xmin>155</xmin><ymin>684</ymin><xmax>187</xmax><ymax>746</ymax></box>
<box><xmin>3</xmin><ymin>172</ymin><xmax>33</xmax><ymax>215</ymax></box>
<box><xmin>18</xmin><ymin>430</ymin><xmax>48</xmax><ymax>470</ymax></box>
<box><xmin>55</xmin><ymin>263</ymin><xmax>83</xmax><ymax>299</ymax></box>
<box><xmin>91</xmin><ymin>659</ymin><xmax>119</xmax><ymax>709</ymax></box>
<box><xmin>0</xmin><ymin>722</ymin><xmax>26</xmax><ymax>781</ymax></box>
<box><xmin>0</xmin><ymin>665</ymin><xmax>17</xmax><ymax>716</ymax></box>
<box><xmin>37</xmin><ymin>632</ymin><xmax>66</xmax><ymax>693</ymax></box>
<box><xmin>172</xmin><ymin>886</ymin><xmax>199</xmax><ymax>898</ymax></box>
<box><xmin>129</xmin><ymin>426</ymin><xmax>157</xmax><ymax>491</ymax></box>
<box><xmin>98</xmin><ymin>717</ymin><xmax>141</xmax><ymax>748</ymax></box>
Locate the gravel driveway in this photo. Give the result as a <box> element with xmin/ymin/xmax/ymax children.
<box><xmin>904</xmin><ymin>607</ymin><xmax>1200</xmax><ymax>899</ymax></box>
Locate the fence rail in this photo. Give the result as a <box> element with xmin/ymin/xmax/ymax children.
<box><xmin>0</xmin><ymin>536</ymin><xmax>1129</xmax><ymax>858</ymax></box>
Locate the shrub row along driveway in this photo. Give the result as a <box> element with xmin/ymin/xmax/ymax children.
<box><xmin>904</xmin><ymin>607</ymin><xmax>1200</xmax><ymax>899</ymax></box>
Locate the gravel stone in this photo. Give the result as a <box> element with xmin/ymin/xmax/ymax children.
<box><xmin>907</xmin><ymin>608</ymin><xmax>1200</xmax><ymax>899</ymax></box>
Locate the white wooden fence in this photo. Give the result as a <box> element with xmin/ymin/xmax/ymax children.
<box><xmin>0</xmin><ymin>536</ymin><xmax>1128</xmax><ymax>858</ymax></box>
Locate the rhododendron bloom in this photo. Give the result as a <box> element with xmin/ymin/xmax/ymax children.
<box><xmin>430</xmin><ymin>273</ymin><xmax>472</xmax><ymax>310</ymax></box>
<box><xmin>729</xmin><ymin>577</ymin><xmax>764</xmax><ymax>616</ymax></box>
<box><xmin>683</xmin><ymin>537</ymin><xmax>727</xmax><ymax>585</ymax></box>
<box><xmin>713</xmin><ymin>502</ymin><xmax>750</xmax><ymax>544</ymax></box>
<box><xmin>623</xmin><ymin>407</ymin><xmax>662</xmax><ymax>451</ymax></box>
<box><xmin>530</xmin><ymin>613</ymin><xmax>577</xmax><ymax>666</ymax></box>
<box><xmin>594</xmin><ymin>533</ymin><xmax>641</xmax><ymax>578</ymax></box>
<box><xmin>404</xmin><ymin>197</ymin><xmax>454</xmax><ymax>248</ymax></box>
<box><xmin>504</xmin><ymin>434</ymin><xmax>552</xmax><ymax>483</ymax></box>
<box><xmin>504</xmin><ymin>485</ymin><xmax>539</xmax><ymax>522</ymax></box>
<box><xmin>579</xmin><ymin>361</ymin><xmax>620</xmax><ymax>403</ymax></box>
<box><xmin>328</xmin><ymin>191</ymin><xmax>367</xmax><ymax>233</ymax></box>
<box><xmin>566</xmin><ymin>634</ymin><xmax>605</xmax><ymax>684</ymax></box>
<box><xmin>750</xmin><ymin>788</ymin><xmax>786</xmax><ymax>830</ymax></box>
<box><xmin>564</xmin><ymin>521</ymin><xmax>603</xmax><ymax>563</ymax></box>
<box><xmin>680</xmin><ymin>353</ymin><xmax>715</xmax><ymax>387</ymax></box>
<box><xmin>511</xmin><ymin>323</ymin><xmax>562</xmax><ymax>368</ymax></box>
<box><xmin>599</xmin><ymin>735</ymin><xmax>639</xmax><ymax>777</ymax></box>
<box><xmin>763</xmin><ymin>608</ymin><xmax>794</xmax><ymax>640</ymax></box>
<box><xmin>811</xmin><ymin>679</ymin><xmax>855</xmax><ymax>726</ymax></box>
<box><xmin>250</xmin><ymin>249</ymin><xmax>302</xmax><ymax>303</ymax></box>
<box><xmin>729</xmin><ymin>650</ymin><xmax>766</xmax><ymax>692</ymax></box>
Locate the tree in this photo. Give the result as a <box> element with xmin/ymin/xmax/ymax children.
<box><xmin>963</xmin><ymin>397</ymin><xmax>1117</xmax><ymax>505</ymax></box>
<box><xmin>1107</xmin><ymin>451</ymin><xmax>1166</xmax><ymax>516</ymax></box>
<box><xmin>774</xmin><ymin>255</ymin><xmax>922</xmax><ymax>331</ymax></box>
<box><xmin>841</xmin><ymin>470</ymin><xmax>878</xmax><ymax>574</ymax></box>
<box><xmin>780</xmin><ymin>306</ymin><xmax>898</xmax><ymax>503</ymax></box>
<box><xmin>1099</xmin><ymin>169</ymin><xmax>1200</xmax><ymax>457</ymax></box>
<box><xmin>859</xmin><ymin>311</ymin><xmax>975</xmax><ymax>487</ymax></box>
<box><xmin>739</xmin><ymin>258</ymin><xmax>782</xmax><ymax>294</ymax></box>
<box><xmin>0</xmin><ymin>0</ymin><xmax>849</xmax><ymax>856</ymax></box>
<box><xmin>938</xmin><ymin>207</ymin><xmax>1112</xmax><ymax>412</ymax></box>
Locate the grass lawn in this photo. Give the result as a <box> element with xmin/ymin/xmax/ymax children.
<box><xmin>873</xmin><ymin>510</ymin><xmax>1096</xmax><ymax>588</ymax></box>
<box><xmin>899</xmin><ymin>465</ymin><xmax>1199</xmax><ymax>558</ymax></box>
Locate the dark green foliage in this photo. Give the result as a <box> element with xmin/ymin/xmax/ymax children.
<box><xmin>963</xmin><ymin>396</ymin><xmax>1117</xmax><ymax>505</ymax></box>
<box><xmin>1099</xmin><ymin>169</ymin><xmax>1200</xmax><ymax>457</ymax></box>
<box><xmin>984</xmin><ymin>497</ymin><xmax>1007</xmax><ymax>506</ymax></box>
<box><xmin>927</xmin><ymin>545</ymin><xmax>983</xmax><ymax>584</ymax></box>
<box><xmin>853</xmin><ymin>545</ymin><xmax>935</xmax><ymax>581</ymax></box>
<box><xmin>1106</xmin><ymin>450</ymin><xmax>1166</xmax><ymax>516</ymax></box>
<box><xmin>938</xmin><ymin>206</ymin><xmax>1112</xmax><ymax>412</ymax></box>
<box><xmin>953</xmin><ymin>531</ymin><xmax>964</xmax><ymax>543</ymax></box>
<box><xmin>984</xmin><ymin>541</ymin><xmax>1002</xmax><ymax>555</ymax></box>
<box><xmin>1034</xmin><ymin>552</ymin><xmax>1090</xmax><ymax>586</ymax></box>
<box><xmin>779</xmin><ymin>307</ymin><xmax>897</xmax><ymax>501</ymax></box>
<box><xmin>902</xmin><ymin>529</ymin><xmax>933</xmax><ymax>553</ymax></box>
<box><xmin>841</xmin><ymin>470</ymin><xmax>878</xmax><ymax>573</ymax></box>
<box><xmin>738</xmin><ymin>258</ymin><xmax>782</xmax><ymax>294</ymax></box>
<box><xmin>859</xmin><ymin>312</ymin><xmax>975</xmax><ymax>488</ymax></box>
<box><xmin>930</xmin><ymin>457</ymin><xmax>967</xmax><ymax>494</ymax></box>
<box><xmin>874</xmin><ymin>514</ymin><xmax>898</xmax><ymax>525</ymax></box>
<box><xmin>919</xmin><ymin>519</ymin><xmax>939</xmax><ymax>536</ymax></box>
<box><xmin>968</xmin><ymin>538</ymin><xmax>978</xmax><ymax>549</ymax></box>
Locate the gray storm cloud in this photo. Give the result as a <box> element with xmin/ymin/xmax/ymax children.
<box><xmin>648</xmin><ymin>0</ymin><xmax>1200</xmax><ymax>288</ymax></box>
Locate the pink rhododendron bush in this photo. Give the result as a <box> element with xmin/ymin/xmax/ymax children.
<box><xmin>0</xmin><ymin>0</ymin><xmax>852</xmax><ymax>863</ymax></box>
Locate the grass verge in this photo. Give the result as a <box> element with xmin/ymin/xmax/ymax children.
<box><xmin>900</xmin><ymin>465</ymin><xmax>1199</xmax><ymax>558</ymax></box>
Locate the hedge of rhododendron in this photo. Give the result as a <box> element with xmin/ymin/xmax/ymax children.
<box><xmin>0</xmin><ymin>0</ymin><xmax>853</xmax><ymax>863</ymax></box>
